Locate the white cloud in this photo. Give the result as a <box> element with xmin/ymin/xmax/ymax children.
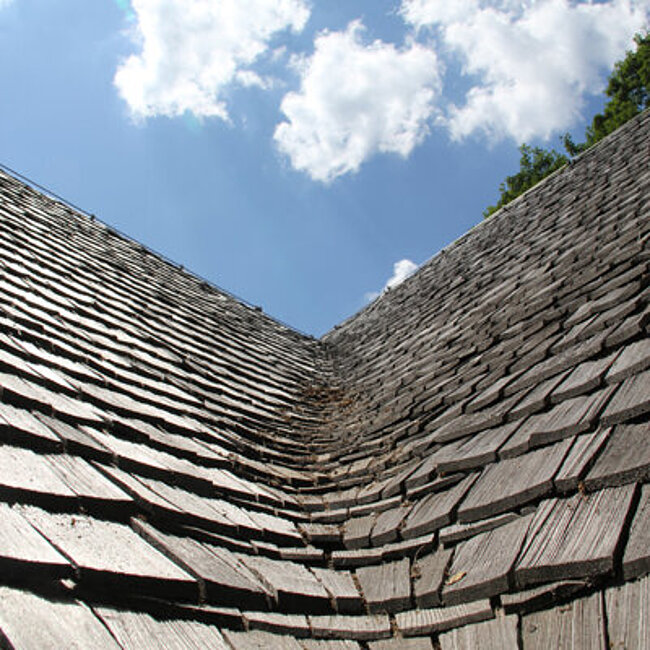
<box><xmin>274</xmin><ymin>21</ymin><xmax>442</xmax><ymax>183</ymax></box>
<box><xmin>401</xmin><ymin>0</ymin><xmax>481</xmax><ymax>27</ymax></box>
<box><xmin>0</xmin><ymin>0</ymin><xmax>14</xmax><ymax>8</ymax></box>
<box><xmin>366</xmin><ymin>258</ymin><xmax>419</xmax><ymax>301</ymax></box>
<box><xmin>386</xmin><ymin>258</ymin><xmax>419</xmax><ymax>288</ymax></box>
<box><xmin>401</xmin><ymin>0</ymin><xmax>649</xmax><ymax>142</ymax></box>
<box><xmin>235</xmin><ymin>70</ymin><xmax>271</xmax><ymax>90</ymax></box>
<box><xmin>114</xmin><ymin>0</ymin><xmax>310</xmax><ymax>121</ymax></box>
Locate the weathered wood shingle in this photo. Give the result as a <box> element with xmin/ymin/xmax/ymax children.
<box><xmin>622</xmin><ymin>484</ymin><xmax>650</xmax><ymax>580</ymax></box>
<box><xmin>515</xmin><ymin>485</ymin><xmax>636</xmax><ymax>588</ymax></box>
<box><xmin>442</xmin><ymin>515</ymin><xmax>532</xmax><ymax>605</ymax></box>
<box><xmin>605</xmin><ymin>576</ymin><xmax>650</xmax><ymax>650</ymax></box>
<box><xmin>522</xmin><ymin>593</ymin><xmax>607</xmax><ymax>650</ymax></box>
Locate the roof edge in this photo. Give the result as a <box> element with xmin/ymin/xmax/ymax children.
<box><xmin>323</xmin><ymin>108</ymin><xmax>650</xmax><ymax>341</ymax></box>
<box><xmin>0</xmin><ymin>161</ymin><xmax>316</xmax><ymax>343</ymax></box>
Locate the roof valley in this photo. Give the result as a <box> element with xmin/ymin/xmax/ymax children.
<box><xmin>0</xmin><ymin>110</ymin><xmax>647</xmax><ymax>648</ymax></box>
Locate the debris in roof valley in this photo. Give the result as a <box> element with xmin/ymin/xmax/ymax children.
<box><xmin>0</xmin><ymin>112</ymin><xmax>648</xmax><ymax>649</ymax></box>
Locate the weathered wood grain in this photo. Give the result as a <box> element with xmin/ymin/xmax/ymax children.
<box><xmin>406</xmin><ymin>473</ymin><xmax>466</xmax><ymax>501</ymax></box>
<box><xmin>310</xmin><ymin>567</ymin><xmax>364</xmax><ymax>614</ymax></box>
<box><xmin>135</xmin><ymin>476</ymin><xmax>249</xmax><ymax>538</ymax></box>
<box><xmin>395</xmin><ymin>600</ymin><xmax>493</xmax><ymax>637</ymax></box>
<box><xmin>222</xmin><ymin>629</ymin><xmax>304</xmax><ymax>649</ymax></box>
<box><xmin>401</xmin><ymin>474</ymin><xmax>477</xmax><ymax>539</ymax></box>
<box><xmin>466</xmin><ymin>373</ymin><xmax>517</xmax><ymax>413</ymax></box>
<box><xmin>382</xmin><ymin>533</ymin><xmax>436</xmax><ymax>563</ymax></box>
<box><xmin>0</xmin><ymin>444</ymin><xmax>77</xmax><ymax>507</ymax></box>
<box><xmin>331</xmin><ymin>547</ymin><xmax>384</xmax><ymax>569</ymax></box>
<box><xmin>96</xmin><ymin>607</ymin><xmax>230</xmax><ymax>649</ymax></box>
<box><xmin>19</xmin><ymin>506</ymin><xmax>197</xmax><ymax>599</ymax></box>
<box><xmin>0</xmin><ymin>586</ymin><xmax>121</xmax><ymax>649</ymax></box>
<box><xmin>554</xmin><ymin>427</ymin><xmax>610</xmax><ymax>493</ymax></box>
<box><xmin>370</xmin><ymin>505</ymin><xmax>410</xmax><ymax>546</ymax></box>
<box><xmin>550</xmin><ymin>352</ymin><xmax>618</xmax><ymax>402</ymax></box>
<box><xmin>0</xmin><ymin>401</ymin><xmax>62</xmax><ymax>449</ymax></box>
<box><xmin>132</xmin><ymin>519</ymin><xmax>270</xmax><ymax>608</ymax></box>
<box><xmin>584</xmin><ymin>423</ymin><xmax>650</xmax><ymax>490</ymax></box>
<box><xmin>507</xmin><ymin>371</ymin><xmax>571</xmax><ymax>421</ymax></box>
<box><xmin>457</xmin><ymin>439</ymin><xmax>571</xmax><ymax>523</ymax></box>
<box><xmin>500</xmin><ymin>580</ymin><xmax>588</xmax><ymax>614</ymax></box>
<box><xmin>439</xmin><ymin>614</ymin><xmax>518</xmax><ymax>650</ymax></box>
<box><xmin>0</xmin><ymin>89</ymin><xmax>647</xmax><ymax>650</ymax></box>
<box><xmin>36</xmin><ymin>414</ymin><xmax>113</xmax><ymax>461</ymax></box>
<box><xmin>246</xmin><ymin>508</ymin><xmax>303</xmax><ymax>546</ymax></box>
<box><xmin>601</xmin><ymin>369</ymin><xmax>650</xmax><ymax>425</ymax></box>
<box><xmin>515</xmin><ymin>484</ymin><xmax>636</xmax><ymax>588</ymax></box>
<box><xmin>237</xmin><ymin>554</ymin><xmax>331</xmax><ymax>613</ymax></box>
<box><xmin>299</xmin><ymin>522</ymin><xmax>342</xmax><ymax>545</ymax></box>
<box><xmin>95</xmin><ymin>463</ymin><xmax>188</xmax><ymax>521</ymax></box>
<box><xmin>501</xmin><ymin>387</ymin><xmax>613</xmax><ymax>458</ymax></box>
<box><xmin>413</xmin><ymin>547</ymin><xmax>453</xmax><ymax>608</ymax></box>
<box><xmin>606</xmin><ymin>337</ymin><xmax>650</xmax><ymax>383</ymax></box>
<box><xmin>433</xmin><ymin>422</ymin><xmax>520</xmax><ymax>474</ymax></box>
<box><xmin>243</xmin><ymin>611</ymin><xmax>311</xmax><ymax>637</ymax></box>
<box><xmin>430</xmin><ymin>400</ymin><xmax>512</xmax><ymax>444</ymax></box>
<box><xmin>356</xmin><ymin>558</ymin><xmax>411</xmax><ymax>613</ymax></box>
<box><xmin>622</xmin><ymin>483</ymin><xmax>650</xmax><ymax>580</ymax></box>
<box><xmin>605</xmin><ymin>576</ymin><xmax>649</xmax><ymax>650</ymax></box>
<box><xmin>443</xmin><ymin>515</ymin><xmax>531</xmax><ymax>605</ymax></box>
<box><xmin>308</xmin><ymin>614</ymin><xmax>392</xmax><ymax>641</ymax></box>
<box><xmin>44</xmin><ymin>452</ymin><xmax>133</xmax><ymax>514</ymax></box>
<box><xmin>301</xmin><ymin>641</ymin><xmax>361</xmax><ymax>649</ymax></box>
<box><xmin>368</xmin><ymin>637</ymin><xmax>433</xmax><ymax>649</ymax></box>
<box><xmin>405</xmin><ymin>453</ymin><xmax>439</xmax><ymax>491</ymax></box>
<box><xmin>439</xmin><ymin>512</ymin><xmax>520</xmax><ymax>546</ymax></box>
<box><xmin>343</xmin><ymin>514</ymin><xmax>376</xmax><ymax>550</ymax></box>
<box><xmin>522</xmin><ymin>592</ymin><xmax>607</xmax><ymax>649</ymax></box>
<box><xmin>0</xmin><ymin>502</ymin><xmax>72</xmax><ymax>580</ymax></box>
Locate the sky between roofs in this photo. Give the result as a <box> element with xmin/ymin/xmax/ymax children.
<box><xmin>0</xmin><ymin>0</ymin><xmax>647</xmax><ymax>335</ymax></box>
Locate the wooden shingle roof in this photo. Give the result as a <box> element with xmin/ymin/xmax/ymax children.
<box><xmin>0</xmin><ymin>110</ymin><xmax>648</xmax><ymax>649</ymax></box>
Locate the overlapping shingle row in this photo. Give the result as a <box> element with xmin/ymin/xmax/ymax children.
<box><xmin>0</xmin><ymin>111</ymin><xmax>648</xmax><ymax>648</ymax></box>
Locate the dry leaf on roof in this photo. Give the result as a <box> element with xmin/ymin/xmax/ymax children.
<box><xmin>445</xmin><ymin>570</ymin><xmax>467</xmax><ymax>586</ymax></box>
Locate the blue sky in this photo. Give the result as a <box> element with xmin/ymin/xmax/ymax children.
<box><xmin>0</xmin><ymin>0</ymin><xmax>647</xmax><ymax>336</ymax></box>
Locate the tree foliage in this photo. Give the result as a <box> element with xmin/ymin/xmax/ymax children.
<box><xmin>484</xmin><ymin>32</ymin><xmax>649</xmax><ymax>218</ymax></box>
<box><xmin>483</xmin><ymin>145</ymin><xmax>568</xmax><ymax>218</ymax></box>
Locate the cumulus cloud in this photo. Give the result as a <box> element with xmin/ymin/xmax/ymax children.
<box><xmin>401</xmin><ymin>0</ymin><xmax>649</xmax><ymax>142</ymax></box>
<box><xmin>366</xmin><ymin>258</ymin><xmax>419</xmax><ymax>302</ymax></box>
<box><xmin>274</xmin><ymin>22</ymin><xmax>442</xmax><ymax>183</ymax></box>
<box><xmin>114</xmin><ymin>0</ymin><xmax>310</xmax><ymax>121</ymax></box>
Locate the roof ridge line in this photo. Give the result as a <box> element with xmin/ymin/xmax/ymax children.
<box><xmin>0</xmin><ymin>161</ymin><xmax>316</xmax><ymax>343</ymax></box>
<box><xmin>324</xmin><ymin>108</ymin><xmax>650</xmax><ymax>339</ymax></box>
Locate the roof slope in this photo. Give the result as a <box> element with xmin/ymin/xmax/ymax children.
<box><xmin>0</xmin><ymin>111</ymin><xmax>648</xmax><ymax>649</ymax></box>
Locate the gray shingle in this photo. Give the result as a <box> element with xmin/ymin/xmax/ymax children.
<box><xmin>457</xmin><ymin>439</ymin><xmax>571</xmax><ymax>523</ymax></box>
<box><xmin>442</xmin><ymin>515</ymin><xmax>532</xmax><ymax>605</ymax></box>
<box><xmin>515</xmin><ymin>485</ymin><xmax>636</xmax><ymax>588</ymax></box>
<box><xmin>0</xmin><ymin>587</ymin><xmax>122</xmax><ymax>649</ymax></box>
<box><xmin>601</xmin><ymin>369</ymin><xmax>650</xmax><ymax>425</ymax></box>
<box><xmin>395</xmin><ymin>600</ymin><xmax>493</xmax><ymax>637</ymax></box>
<box><xmin>584</xmin><ymin>423</ymin><xmax>650</xmax><ymax>490</ymax></box>
<box><xmin>622</xmin><ymin>483</ymin><xmax>650</xmax><ymax>580</ymax></box>
<box><xmin>401</xmin><ymin>474</ymin><xmax>477</xmax><ymax>539</ymax></box>
<box><xmin>439</xmin><ymin>614</ymin><xmax>519</xmax><ymax>650</ymax></box>
<box><xmin>605</xmin><ymin>576</ymin><xmax>650</xmax><ymax>650</ymax></box>
<box><xmin>522</xmin><ymin>593</ymin><xmax>607</xmax><ymax>650</ymax></box>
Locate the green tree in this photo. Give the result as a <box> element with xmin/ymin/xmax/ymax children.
<box><xmin>483</xmin><ymin>145</ymin><xmax>568</xmax><ymax>218</ymax></box>
<box><xmin>566</xmin><ymin>32</ymin><xmax>650</xmax><ymax>155</ymax></box>
<box><xmin>485</xmin><ymin>32</ymin><xmax>649</xmax><ymax>218</ymax></box>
